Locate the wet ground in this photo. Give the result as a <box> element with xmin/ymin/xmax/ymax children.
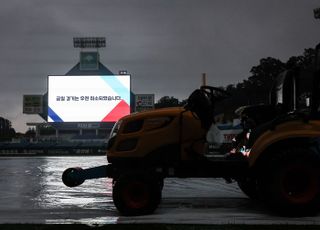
<box><xmin>1</xmin><ymin>156</ymin><xmax>320</xmax><ymax>225</ymax></box>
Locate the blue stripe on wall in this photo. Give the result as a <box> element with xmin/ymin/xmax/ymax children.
<box><xmin>101</xmin><ymin>76</ymin><xmax>130</xmax><ymax>104</ymax></box>
<box><xmin>48</xmin><ymin>107</ymin><xmax>64</xmax><ymax>122</ymax></box>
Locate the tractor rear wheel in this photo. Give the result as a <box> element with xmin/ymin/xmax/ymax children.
<box><xmin>258</xmin><ymin>148</ymin><xmax>320</xmax><ymax>216</ymax></box>
<box><xmin>237</xmin><ymin>176</ymin><xmax>259</xmax><ymax>200</ymax></box>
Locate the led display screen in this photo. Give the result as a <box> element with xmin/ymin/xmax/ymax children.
<box><xmin>47</xmin><ymin>75</ymin><xmax>130</xmax><ymax>122</ymax></box>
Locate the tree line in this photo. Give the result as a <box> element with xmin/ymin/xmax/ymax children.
<box><xmin>155</xmin><ymin>47</ymin><xmax>316</xmax><ymax>121</ymax></box>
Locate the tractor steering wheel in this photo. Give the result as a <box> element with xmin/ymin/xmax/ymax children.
<box><xmin>185</xmin><ymin>85</ymin><xmax>230</xmax><ymax>130</ymax></box>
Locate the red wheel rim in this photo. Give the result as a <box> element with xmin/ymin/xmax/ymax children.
<box><xmin>280</xmin><ymin>164</ymin><xmax>318</xmax><ymax>204</ymax></box>
<box><xmin>122</xmin><ymin>180</ymin><xmax>150</xmax><ymax>209</ymax></box>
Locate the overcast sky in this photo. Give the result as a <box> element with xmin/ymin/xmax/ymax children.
<box><xmin>1</xmin><ymin>0</ymin><xmax>320</xmax><ymax>132</ymax></box>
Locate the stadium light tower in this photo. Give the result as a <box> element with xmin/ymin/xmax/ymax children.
<box><xmin>73</xmin><ymin>37</ymin><xmax>106</xmax><ymax>48</ymax></box>
<box><xmin>73</xmin><ymin>37</ymin><xmax>106</xmax><ymax>71</ymax></box>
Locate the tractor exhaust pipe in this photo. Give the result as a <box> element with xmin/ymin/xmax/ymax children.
<box><xmin>62</xmin><ymin>164</ymin><xmax>114</xmax><ymax>187</ymax></box>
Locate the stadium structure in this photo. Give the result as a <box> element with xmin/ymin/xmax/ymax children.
<box><xmin>17</xmin><ymin>37</ymin><xmax>135</xmax><ymax>154</ymax></box>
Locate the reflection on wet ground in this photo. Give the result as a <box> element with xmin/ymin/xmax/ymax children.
<box><xmin>1</xmin><ymin>156</ymin><xmax>320</xmax><ymax>225</ymax></box>
<box><xmin>0</xmin><ymin>156</ymin><xmax>117</xmax><ymax>224</ymax></box>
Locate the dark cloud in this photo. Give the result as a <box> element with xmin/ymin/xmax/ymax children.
<box><xmin>0</xmin><ymin>0</ymin><xmax>319</xmax><ymax>132</ymax></box>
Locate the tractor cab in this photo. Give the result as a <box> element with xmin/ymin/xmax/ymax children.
<box><xmin>233</xmin><ymin>61</ymin><xmax>315</xmax><ymax>154</ymax></box>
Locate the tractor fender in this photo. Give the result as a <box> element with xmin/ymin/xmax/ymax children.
<box><xmin>248</xmin><ymin>120</ymin><xmax>320</xmax><ymax>167</ymax></box>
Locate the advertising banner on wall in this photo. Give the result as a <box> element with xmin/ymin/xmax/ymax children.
<box><xmin>47</xmin><ymin>75</ymin><xmax>131</xmax><ymax>122</ymax></box>
<box><xmin>135</xmin><ymin>94</ymin><xmax>155</xmax><ymax>112</ymax></box>
<box><xmin>23</xmin><ymin>95</ymin><xmax>43</xmax><ymax>114</ymax></box>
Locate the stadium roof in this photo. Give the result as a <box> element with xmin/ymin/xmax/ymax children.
<box><xmin>65</xmin><ymin>62</ymin><xmax>114</xmax><ymax>75</ymax></box>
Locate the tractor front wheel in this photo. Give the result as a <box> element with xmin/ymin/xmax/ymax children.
<box><xmin>112</xmin><ymin>174</ymin><xmax>161</xmax><ymax>216</ymax></box>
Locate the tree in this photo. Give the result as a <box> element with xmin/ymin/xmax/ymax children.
<box><xmin>25</xmin><ymin>128</ymin><xmax>36</xmax><ymax>138</ymax></box>
<box><xmin>0</xmin><ymin>117</ymin><xmax>16</xmax><ymax>142</ymax></box>
<box><xmin>249</xmin><ymin>57</ymin><xmax>285</xmax><ymax>87</ymax></box>
<box><xmin>155</xmin><ymin>96</ymin><xmax>180</xmax><ymax>108</ymax></box>
<box><xmin>286</xmin><ymin>48</ymin><xmax>315</xmax><ymax>69</ymax></box>
<box><xmin>247</xmin><ymin>57</ymin><xmax>285</xmax><ymax>104</ymax></box>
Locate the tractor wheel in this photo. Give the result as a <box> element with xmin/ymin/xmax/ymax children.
<box><xmin>237</xmin><ymin>176</ymin><xmax>259</xmax><ymax>200</ymax></box>
<box><xmin>112</xmin><ymin>174</ymin><xmax>161</xmax><ymax>216</ymax></box>
<box><xmin>259</xmin><ymin>148</ymin><xmax>320</xmax><ymax>216</ymax></box>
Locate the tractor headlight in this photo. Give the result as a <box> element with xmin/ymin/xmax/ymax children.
<box><xmin>123</xmin><ymin>119</ymin><xmax>144</xmax><ymax>133</ymax></box>
<box><xmin>109</xmin><ymin>120</ymin><xmax>123</xmax><ymax>138</ymax></box>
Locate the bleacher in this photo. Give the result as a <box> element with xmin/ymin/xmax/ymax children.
<box><xmin>0</xmin><ymin>138</ymin><xmax>109</xmax><ymax>155</ymax></box>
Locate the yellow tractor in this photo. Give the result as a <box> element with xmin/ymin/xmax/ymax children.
<box><xmin>62</xmin><ymin>43</ymin><xmax>320</xmax><ymax>216</ymax></box>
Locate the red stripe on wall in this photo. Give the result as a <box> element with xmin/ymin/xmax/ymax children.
<box><xmin>102</xmin><ymin>100</ymin><xmax>130</xmax><ymax>122</ymax></box>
